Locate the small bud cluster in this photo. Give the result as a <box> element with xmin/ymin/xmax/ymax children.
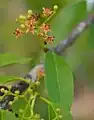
<box><xmin>14</xmin><ymin>5</ymin><xmax>58</xmax><ymax>45</ymax></box>
<box><xmin>56</xmin><ymin>108</ymin><xmax>63</xmax><ymax>120</ymax></box>
<box><xmin>0</xmin><ymin>86</ymin><xmax>9</xmax><ymax>97</ymax></box>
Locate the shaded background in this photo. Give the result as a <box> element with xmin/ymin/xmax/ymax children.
<box><xmin>0</xmin><ymin>0</ymin><xmax>94</xmax><ymax>119</ymax></box>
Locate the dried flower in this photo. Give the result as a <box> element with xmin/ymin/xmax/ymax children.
<box><xmin>14</xmin><ymin>28</ymin><xmax>23</xmax><ymax>38</ymax></box>
<box><xmin>26</xmin><ymin>26</ymin><xmax>35</xmax><ymax>34</ymax></box>
<box><xmin>42</xmin><ymin>8</ymin><xmax>53</xmax><ymax>17</ymax></box>
<box><xmin>40</xmin><ymin>23</ymin><xmax>51</xmax><ymax>33</ymax></box>
<box><xmin>14</xmin><ymin>7</ymin><xmax>55</xmax><ymax>45</ymax></box>
<box><xmin>45</xmin><ymin>36</ymin><xmax>55</xmax><ymax>44</ymax></box>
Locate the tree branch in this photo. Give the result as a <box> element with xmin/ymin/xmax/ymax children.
<box><xmin>0</xmin><ymin>14</ymin><xmax>94</xmax><ymax>110</ymax></box>
<box><xmin>50</xmin><ymin>14</ymin><xmax>94</xmax><ymax>55</ymax></box>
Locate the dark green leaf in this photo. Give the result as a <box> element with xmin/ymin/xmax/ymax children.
<box><xmin>88</xmin><ymin>23</ymin><xmax>94</xmax><ymax>48</ymax></box>
<box><xmin>0</xmin><ymin>110</ymin><xmax>17</xmax><ymax>120</ymax></box>
<box><xmin>12</xmin><ymin>98</ymin><xmax>27</xmax><ymax>112</ymax></box>
<box><xmin>44</xmin><ymin>51</ymin><xmax>73</xmax><ymax>112</ymax></box>
<box><xmin>0</xmin><ymin>53</ymin><xmax>32</xmax><ymax>68</ymax></box>
<box><xmin>12</xmin><ymin>98</ymin><xmax>31</xmax><ymax>118</ymax></box>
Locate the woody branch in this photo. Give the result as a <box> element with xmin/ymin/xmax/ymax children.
<box><xmin>0</xmin><ymin>14</ymin><xmax>94</xmax><ymax>110</ymax></box>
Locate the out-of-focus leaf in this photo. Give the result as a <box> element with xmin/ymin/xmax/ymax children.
<box><xmin>88</xmin><ymin>23</ymin><xmax>94</xmax><ymax>48</ymax></box>
<box><xmin>44</xmin><ymin>51</ymin><xmax>73</xmax><ymax>112</ymax></box>
<box><xmin>0</xmin><ymin>110</ymin><xmax>17</xmax><ymax>120</ymax></box>
<box><xmin>63</xmin><ymin>112</ymin><xmax>73</xmax><ymax>120</ymax></box>
<box><xmin>12</xmin><ymin>98</ymin><xmax>31</xmax><ymax>118</ymax></box>
<box><xmin>66</xmin><ymin>29</ymin><xmax>90</xmax><ymax>70</ymax></box>
<box><xmin>0</xmin><ymin>76</ymin><xmax>24</xmax><ymax>84</ymax></box>
<box><xmin>0</xmin><ymin>53</ymin><xmax>32</xmax><ymax>68</ymax></box>
<box><xmin>12</xmin><ymin>98</ymin><xmax>27</xmax><ymax>112</ymax></box>
<box><xmin>51</xmin><ymin>0</ymin><xmax>87</xmax><ymax>45</ymax></box>
<box><xmin>25</xmin><ymin>0</ymin><xmax>66</xmax><ymax>12</ymax></box>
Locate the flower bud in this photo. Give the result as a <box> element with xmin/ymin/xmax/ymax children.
<box><xmin>28</xmin><ymin>88</ymin><xmax>33</xmax><ymax>93</ymax></box>
<box><xmin>28</xmin><ymin>10</ymin><xmax>33</xmax><ymax>15</ymax></box>
<box><xmin>7</xmin><ymin>85</ymin><xmax>12</xmax><ymax>90</ymax></box>
<box><xmin>34</xmin><ymin>114</ymin><xmax>40</xmax><ymax>119</ymax></box>
<box><xmin>4</xmin><ymin>90</ymin><xmax>8</xmax><ymax>94</ymax></box>
<box><xmin>53</xmin><ymin>5</ymin><xmax>58</xmax><ymax>10</ymax></box>
<box><xmin>19</xmin><ymin>15</ymin><xmax>26</xmax><ymax>20</ymax></box>
<box><xmin>14</xmin><ymin>96</ymin><xmax>18</xmax><ymax>101</ymax></box>
<box><xmin>56</xmin><ymin>108</ymin><xmax>60</xmax><ymax>113</ymax></box>
<box><xmin>59</xmin><ymin>115</ymin><xmax>63</xmax><ymax>119</ymax></box>
<box><xmin>0</xmin><ymin>88</ymin><xmax>5</xmax><ymax>92</ymax></box>
<box><xmin>19</xmin><ymin>109</ymin><xmax>23</xmax><ymax>113</ymax></box>
<box><xmin>20</xmin><ymin>24</ymin><xmax>25</xmax><ymax>29</ymax></box>
<box><xmin>8</xmin><ymin>101</ymin><xmax>13</xmax><ymax>106</ymax></box>
<box><xmin>15</xmin><ymin>90</ymin><xmax>20</xmax><ymax>95</ymax></box>
<box><xmin>35</xmin><ymin>81</ymin><xmax>40</xmax><ymax>86</ymax></box>
<box><xmin>27</xmin><ymin>15</ymin><xmax>31</xmax><ymax>19</ymax></box>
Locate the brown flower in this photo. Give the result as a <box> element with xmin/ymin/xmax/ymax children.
<box><xmin>46</xmin><ymin>36</ymin><xmax>55</xmax><ymax>44</ymax></box>
<box><xmin>42</xmin><ymin>7</ymin><xmax>53</xmax><ymax>17</ymax></box>
<box><xmin>14</xmin><ymin>28</ymin><xmax>23</xmax><ymax>38</ymax></box>
<box><xmin>40</xmin><ymin>23</ymin><xmax>51</xmax><ymax>33</ymax></box>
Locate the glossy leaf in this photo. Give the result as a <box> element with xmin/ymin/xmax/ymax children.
<box><xmin>0</xmin><ymin>53</ymin><xmax>32</xmax><ymax>68</ymax></box>
<box><xmin>44</xmin><ymin>51</ymin><xmax>73</xmax><ymax>112</ymax></box>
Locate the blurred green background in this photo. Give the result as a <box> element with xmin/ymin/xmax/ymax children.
<box><xmin>0</xmin><ymin>0</ymin><xmax>94</xmax><ymax>120</ymax></box>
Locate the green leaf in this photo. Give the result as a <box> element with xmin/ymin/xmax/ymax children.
<box><xmin>51</xmin><ymin>0</ymin><xmax>87</xmax><ymax>45</ymax></box>
<box><xmin>0</xmin><ymin>76</ymin><xmax>24</xmax><ymax>84</ymax></box>
<box><xmin>63</xmin><ymin>112</ymin><xmax>73</xmax><ymax>120</ymax></box>
<box><xmin>0</xmin><ymin>53</ymin><xmax>32</xmax><ymax>68</ymax></box>
<box><xmin>48</xmin><ymin>105</ymin><xmax>55</xmax><ymax>120</ymax></box>
<box><xmin>25</xmin><ymin>0</ymin><xmax>66</xmax><ymax>12</ymax></box>
<box><xmin>0</xmin><ymin>110</ymin><xmax>17</xmax><ymax>120</ymax></box>
<box><xmin>12</xmin><ymin>98</ymin><xmax>31</xmax><ymax>118</ymax></box>
<box><xmin>88</xmin><ymin>23</ymin><xmax>94</xmax><ymax>48</ymax></box>
<box><xmin>12</xmin><ymin>98</ymin><xmax>27</xmax><ymax>112</ymax></box>
<box><xmin>44</xmin><ymin>51</ymin><xmax>73</xmax><ymax>112</ymax></box>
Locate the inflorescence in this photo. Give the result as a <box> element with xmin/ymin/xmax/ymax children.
<box><xmin>14</xmin><ymin>5</ymin><xmax>58</xmax><ymax>45</ymax></box>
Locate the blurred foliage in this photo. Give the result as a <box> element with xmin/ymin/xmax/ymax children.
<box><xmin>0</xmin><ymin>110</ymin><xmax>17</xmax><ymax>120</ymax></box>
<box><xmin>0</xmin><ymin>53</ymin><xmax>32</xmax><ymax>67</ymax></box>
<box><xmin>0</xmin><ymin>0</ymin><xmax>93</xmax><ymax>120</ymax></box>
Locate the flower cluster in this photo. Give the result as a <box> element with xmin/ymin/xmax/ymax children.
<box><xmin>14</xmin><ymin>5</ymin><xmax>58</xmax><ymax>45</ymax></box>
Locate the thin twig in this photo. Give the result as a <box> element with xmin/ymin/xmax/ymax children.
<box><xmin>0</xmin><ymin>14</ymin><xmax>94</xmax><ymax>110</ymax></box>
<box><xmin>50</xmin><ymin>14</ymin><xmax>94</xmax><ymax>55</ymax></box>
